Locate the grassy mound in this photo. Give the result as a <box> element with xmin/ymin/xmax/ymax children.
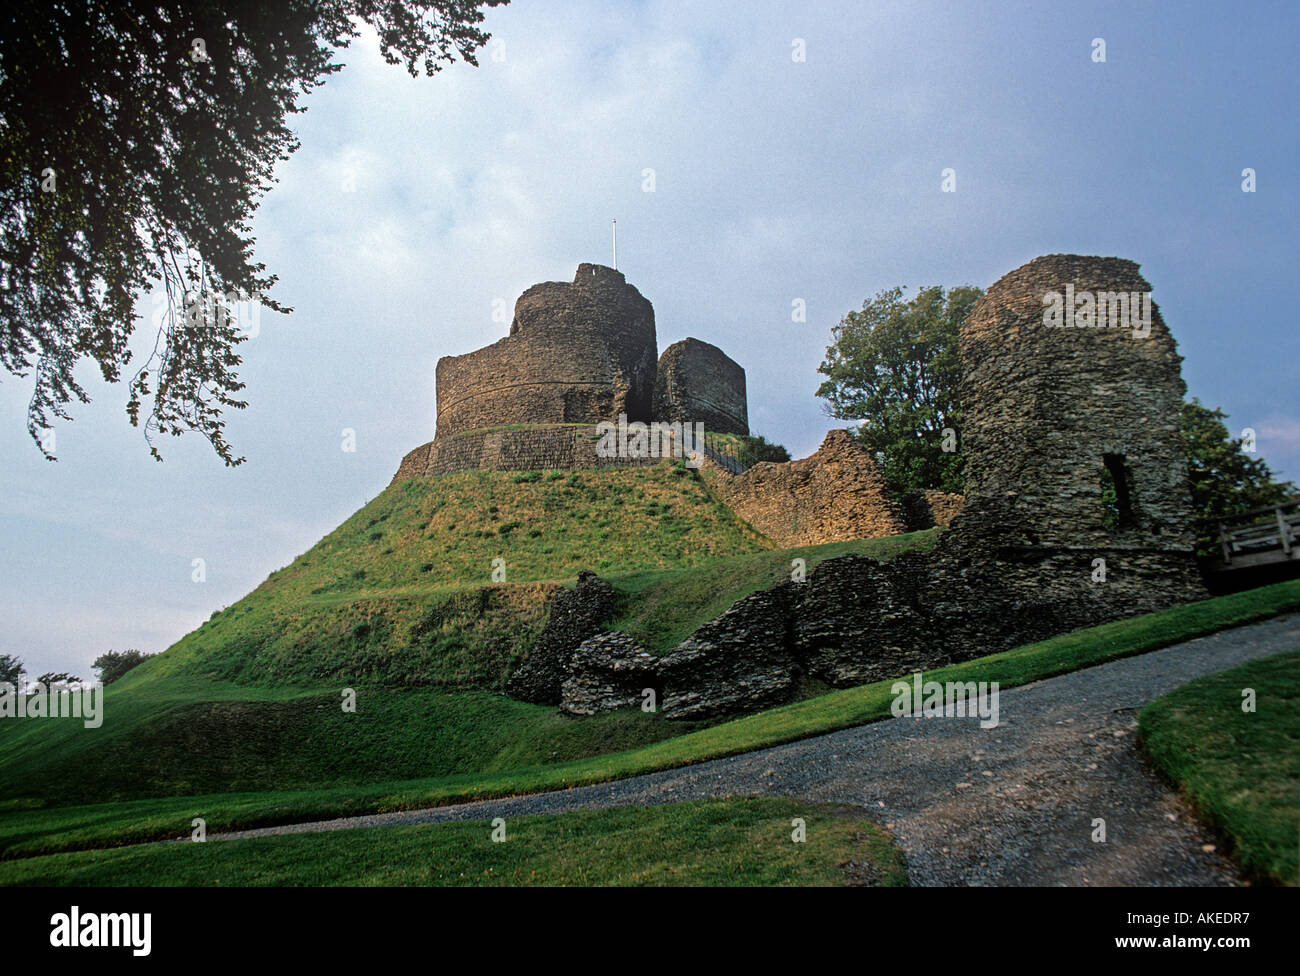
<box><xmin>0</xmin><ymin>462</ymin><xmax>935</xmax><ymax>810</ymax></box>
<box><xmin>1139</xmin><ymin>649</ymin><xmax>1300</xmax><ymax>885</ymax></box>
<box><xmin>0</xmin><ymin>797</ymin><xmax>907</xmax><ymax>887</ymax></box>
<box><xmin>144</xmin><ymin>464</ymin><xmax>769</xmax><ymax>689</ymax></box>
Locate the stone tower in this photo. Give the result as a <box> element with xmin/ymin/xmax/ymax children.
<box><xmin>434</xmin><ymin>264</ymin><xmax>657</xmax><ymax>439</ymax></box>
<box><xmin>392</xmin><ymin>263</ymin><xmax>752</xmax><ymax>481</ymax></box>
<box><xmin>653</xmin><ymin>338</ymin><xmax>749</xmax><ymax>435</ymax></box>
<box><xmin>951</xmin><ymin>253</ymin><xmax>1205</xmax><ymax>614</ymax></box>
<box><xmin>960</xmin><ymin>254</ymin><xmax>1196</xmax><ymax>552</ymax></box>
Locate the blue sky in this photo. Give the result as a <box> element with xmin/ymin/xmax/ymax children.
<box><xmin>2</xmin><ymin>0</ymin><xmax>1297</xmax><ymax>679</ymax></box>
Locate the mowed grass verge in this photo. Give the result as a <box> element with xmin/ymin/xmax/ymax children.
<box><xmin>1139</xmin><ymin>649</ymin><xmax>1300</xmax><ymax>886</ymax></box>
<box><xmin>0</xmin><ymin>797</ymin><xmax>907</xmax><ymax>887</ymax></box>
<box><xmin>2</xmin><ymin>577</ymin><xmax>1297</xmax><ymax>862</ymax></box>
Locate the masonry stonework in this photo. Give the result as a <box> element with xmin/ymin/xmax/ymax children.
<box><xmin>960</xmin><ymin>254</ymin><xmax>1196</xmax><ymax>553</ymax></box>
<box><xmin>434</xmin><ymin>264</ymin><xmax>658</xmax><ymax>440</ymax></box>
<box><xmin>390</xmin><ymin>424</ymin><xmax>663</xmax><ymax>483</ymax></box>
<box><xmin>901</xmin><ymin>489</ymin><xmax>966</xmax><ymax>531</ymax></box>
<box><xmin>393</xmin><ymin>264</ymin><xmax>755</xmax><ymax>482</ymax></box>
<box><xmin>507</xmin><ymin>571</ymin><xmax>620</xmax><ymax>704</ymax></box>
<box><xmin>710</xmin><ymin>429</ymin><xmax>907</xmax><ymax>546</ymax></box>
<box><xmin>549</xmin><ymin>254</ymin><xmax>1209</xmax><ymax>719</ymax></box>
<box><xmin>653</xmin><ymin>338</ymin><xmax>748</xmax><ymax>435</ymax></box>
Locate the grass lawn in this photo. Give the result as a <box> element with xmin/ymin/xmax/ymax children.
<box><xmin>0</xmin><ymin>797</ymin><xmax>907</xmax><ymax>887</ymax></box>
<box><xmin>3</xmin><ymin>576</ymin><xmax>1298</xmax><ymax>862</ymax></box>
<box><xmin>0</xmin><ymin>682</ymin><xmax>701</xmax><ymax>806</ymax></box>
<box><xmin>1139</xmin><ymin>648</ymin><xmax>1300</xmax><ymax>886</ymax></box>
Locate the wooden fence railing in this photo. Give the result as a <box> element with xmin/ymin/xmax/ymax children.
<box><xmin>1216</xmin><ymin>500</ymin><xmax>1300</xmax><ymax>569</ymax></box>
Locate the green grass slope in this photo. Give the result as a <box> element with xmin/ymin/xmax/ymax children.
<box><xmin>3</xmin><ymin>578</ymin><xmax>1298</xmax><ymax>862</ymax></box>
<box><xmin>1139</xmin><ymin>648</ymin><xmax>1300</xmax><ymax>885</ymax></box>
<box><xmin>145</xmin><ymin>464</ymin><xmax>771</xmax><ymax>688</ymax></box>
<box><xmin>0</xmin><ymin>462</ymin><xmax>932</xmax><ymax>809</ymax></box>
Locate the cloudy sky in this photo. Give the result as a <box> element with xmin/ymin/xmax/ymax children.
<box><xmin>3</xmin><ymin>0</ymin><xmax>1297</xmax><ymax>679</ymax></box>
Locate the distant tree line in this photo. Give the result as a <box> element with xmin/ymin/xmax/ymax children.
<box><xmin>0</xmin><ymin>649</ymin><xmax>155</xmax><ymax>688</ymax></box>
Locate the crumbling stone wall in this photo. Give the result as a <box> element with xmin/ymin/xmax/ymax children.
<box><xmin>551</xmin><ymin>254</ymin><xmax>1209</xmax><ymax>720</ymax></box>
<box><xmin>710</xmin><ymin>430</ymin><xmax>907</xmax><ymax>546</ymax></box>
<box><xmin>390</xmin><ymin>424</ymin><xmax>664</xmax><ymax>483</ymax></box>
<box><xmin>508</xmin><ymin>571</ymin><xmax>619</xmax><ymax>704</ymax></box>
<box><xmin>558</xmin><ymin>633</ymin><xmax>661</xmax><ymax>715</ymax></box>
<box><xmin>558</xmin><ymin>496</ymin><xmax>1206</xmax><ymax>720</ymax></box>
<box><xmin>653</xmin><ymin>338</ymin><xmax>748</xmax><ymax>435</ymax></box>
<box><xmin>434</xmin><ymin>264</ymin><xmax>658</xmax><ymax>439</ymax></box>
<box><xmin>392</xmin><ymin>441</ymin><xmax>433</xmax><ymax>483</ymax></box>
<box><xmin>558</xmin><ymin>587</ymin><xmax>798</xmax><ymax>719</ymax></box>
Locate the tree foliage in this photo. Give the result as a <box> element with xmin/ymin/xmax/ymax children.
<box><xmin>1180</xmin><ymin>399</ymin><xmax>1297</xmax><ymax>557</ymax></box>
<box><xmin>36</xmin><ymin>671</ymin><xmax>83</xmax><ymax>689</ymax></box>
<box><xmin>1</xmin><ymin>0</ymin><xmax>505</xmax><ymax>463</ymax></box>
<box><xmin>734</xmin><ymin>433</ymin><xmax>791</xmax><ymax>467</ymax></box>
<box><xmin>0</xmin><ymin>654</ymin><xmax>24</xmax><ymax>687</ymax></box>
<box><xmin>92</xmin><ymin>648</ymin><xmax>156</xmax><ymax>684</ymax></box>
<box><xmin>816</xmin><ymin>284</ymin><xmax>980</xmax><ymax>497</ymax></box>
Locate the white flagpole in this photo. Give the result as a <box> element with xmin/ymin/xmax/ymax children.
<box><xmin>612</xmin><ymin>219</ymin><xmax>617</xmax><ymax>270</ymax></box>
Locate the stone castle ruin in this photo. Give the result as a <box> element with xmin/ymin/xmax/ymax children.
<box><xmin>392</xmin><ymin>264</ymin><xmax>751</xmax><ymax>480</ymax></box>
<box><xmin>530</xmin><ymin>254</ymin><xmax>1208</xmax><ymax>718</ymax></box>
<box><xmin>957</xmin><ymin>254</ymin><xmax>1201</xmax><ymax>593</ymax></box>
<box><xmin>382</xmin><ymin>253</ymin><xmax>1206</xmax><ymax>719</ymax></box>
<box><xmin>707</xmin><ymin>429</ymin><xmax>908</xmax><ymax>547</ymax></box>
<box><xmin>392</xmin><ymin>262</ymin><xmax>908</xmax><ymax>549</ymax></box>
<box><xmin>437</xmin><ymin>264</ymin><xmax>658</xmax><ymax>438</ymax></box>
<box><xmin>654</xmin><ymin>338</ymin><xmax>748</xmax><ymax>436</ymax></box>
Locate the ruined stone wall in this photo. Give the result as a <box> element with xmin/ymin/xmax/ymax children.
<box><xmin>508</xmin><ymin>571</ymin><xmax>620</xmax><ymax>704</ymax></box>
<box><xmin>556</xmin><ymin>526</ymin><xmax>1208</xmax><ymax>720</ymax></box>
<box><xmin>392</xmin><ymin>441</ymin><xmax>433</xmax><ymax>484</ymax></box>
<box><xmin>390</xmin><ymin>424</ymin><xmax>664</xmax><ymax>483</ymax></box>
<box><xmin>557</xmin><ymin>497</ymin><xmax>1206</xmax><ymax>721</ymax></box>
<box><xmin>710</xmin><ymin>429</ymin><xmax>907</xmax><ymax>546</ymax></box>
<box><xmin>653</xmin><ymin>338</ymin><xmax>748</xmax><ymax>435</ymax></box>
<box><xmin>434</xmin><ymin>265</ymin><xmax>657</xmax><ymax>439</ymax></box>
<box><xmin>547</xmin><ymin>254</ymin><xmax>1209</xmax><ymax>720</ymax></box>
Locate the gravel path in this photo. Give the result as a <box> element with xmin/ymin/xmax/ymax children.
<box><xmin>215</xmin><ymin>612</ymin><xmax>1300</xmax><ymax>886</ymax></box>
